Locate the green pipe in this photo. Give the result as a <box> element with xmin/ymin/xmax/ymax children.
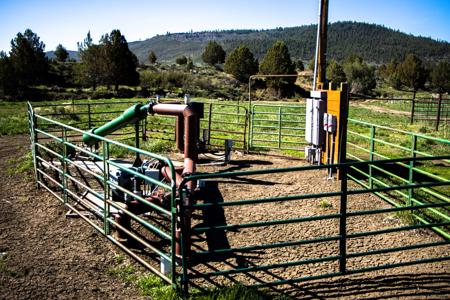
<box><xmin>349</xmin><ymin>240</ymin><xmax>450</xmax><ymax>258</ymax></box>
<box><xmin>196</xmin><ymin>235</ymin><xmax>340</xmax><ymax>255</ymax></box>
<box><xmin>349</xmin><ymin>221</ymin><xmax>450</xmax><ymax>238</ymax></box>
<box><xmin>192</xmin><ymin>213</ymin><xmax>340</xmax><ymax>233</ymax></box>
<box><xmin>348</xmin><ymin>202</ymin><xmax>450</xmax><ymax>217</ymax></box>
<box><xmin>190</xmin><ymin>255</ymin><xmax>340</xmax><ymax>278</ymax></box>
<box><xmin>83</xmin><ymin>103</ymin><xmax>148</xmax><ymax>145</ymax></box>
<box><xmin>412</xmin><ymin>214</ymin><xmax>450</xmax><ymax>239</ymax></box>
<box><xmin>191</xmin><ymin>190</ymin><xmax>342</xmax><ymax>208</ymax></box>
<box><xmin>349</xmin><ymin>118</ymin><xmax>450</xmax><ymax>144</ymax></box>
<box><xmin>346</xmin><ymin>256</ymin><xmax>450</xmax><ymax>276</ymax></box>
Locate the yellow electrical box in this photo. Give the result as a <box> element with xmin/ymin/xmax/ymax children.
<box><xmin>321</xmin><ymin>83</ymin><xmax>349</xmax><ymax>176</ymax></box>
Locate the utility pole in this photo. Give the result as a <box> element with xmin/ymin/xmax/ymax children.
<box><xmin>313</xmin><ymin>0</ymin><xmax>329</xmax><ymax>90</ymax></box>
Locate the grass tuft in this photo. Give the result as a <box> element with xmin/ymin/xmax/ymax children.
<box><xmin>319</xmin><ymin>200</ymin><xmax>332</xmax><ymax>209</ymax></box>
<box><xmin>393</xmin><ymin>211</ymin><xmax>420</xmax><ymax>226</ymax></box>
<box><xmin>7</xmin><ymin>152</ymin><xmax>33</xmax><ymax>175</ymax></box>
<box><xmin>137</xmin><ymin>275</ymin><xmax>179</xmax><ymax>299</ymax></box>
<box><xmin>107</xmin><ymin>264</ymin><xmax>138</xmax><ymax>283</ymax></box>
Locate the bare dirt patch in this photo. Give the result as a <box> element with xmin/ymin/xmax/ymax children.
<box><xmin>352</xmin><ymin>102</ymin><xmax>410</xmax><ymax>116</ymax></box>
<box><xmin>188</xmin><ymin>152</ymin><xmax>450</xmax><ymax>298</ymax></box>
<box><xmin>0</xmin><ymin>135</ymin><xmax>145</xmax><ymax>300</ymax></box>
<box><xmin>1</xmin><ymin>135</ymin><xmax>449</xmax><ymax>299</ymax></box>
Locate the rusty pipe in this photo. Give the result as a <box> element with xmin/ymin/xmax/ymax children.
<box><xmin>161</xmin><ymin>166</ymin><xmax>183</xmax><ymax>187</ymax></box>
<box><xmin>150</xmin><ymin>103</ymin><xmax>198</xmax><ymax>190</ymax></box>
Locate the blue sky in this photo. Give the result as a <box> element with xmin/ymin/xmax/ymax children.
<box><xmin>0</xmin><ymin>0</ymin><xmax>449</xmax><ymax>53</ymax></box>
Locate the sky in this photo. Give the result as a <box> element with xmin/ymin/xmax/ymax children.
<box><xmin>1</xmin><ymin>0</ymin><xmax>450</xmax><ymax>53</ymax></box>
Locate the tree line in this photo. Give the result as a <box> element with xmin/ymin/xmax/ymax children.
<box><xmin>0</xmin><ymin>29</ymin><xmax>139</xmax><ymax>98</ymax></box>
<box><xmin>201</xmin><ymin>40</ymin><xmax>450</xmax><ymax>97</ymax></box>
<box><xmin>1</xmin><ymin>28</ymin><xmax>449</xmax><ymax>100</ymax></box>
<box><xmin>133</xmin><ymin>22</ymin><xmax>450</xmax><ymax>64</ymax></box>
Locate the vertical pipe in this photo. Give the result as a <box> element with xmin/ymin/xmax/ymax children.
<box><xmin>135</xmin><ymin>122</ymin><xmax>140</xmax><ymax>149</ymax></box>
<box><xmin>62</xmin><ymin>127</ymin><xmax>68</xmax><ymax>204</ymax></box>
<box><xmin>243</xmin><ymin>107</ymin><xmax>248</xmax><ymax>152</ymax></box>
<box><xmin>142</xmin><ymin>118</ymin><xmax>147</xmax><ymax>141</ymax></box>
<box><xmin>249</xmin><ymin>105</ymin><xmax>255</xmax><ymax>151</ymax></box>
<box><xmin>134</xmin><ymin>122</ymin><xmax>140</xmax><ymax>164</ymax></box>
<box><xmin>338</xmin><ymin>83</ymin><xmax>349</xmax><ymax>166</ymax></box>
<box><xmin>410</xmin><ymin>98</ymin><xmax>415</xmax><ymax>125</ymax></box>
<box><xmin>178</xmin><ymin>188</ymin><xmax>189</xmax><ymax>295</ymax></box>
<box><xmin>176</xmin><ymin>116</ymin><xmax>184</xmax><ymax>151</ymax></box>
<box><xmin>408</xmin><ymin>135</ymin><xmax>417</xmax><ymax>208</ymax></box>
<box><xmin>247</xmin><ymin>77</ymin><xmax>254</xmax><ymax>152</ymax></box>
<box><xmin>208</xmin><ymin>103</ymin><xmax>212</xmax><ymax>146</ymax></box>
<box><xmin>278</xmin><ymin>106</ymin><xmax>282</xmax><ymax>149</ymax></box>
<box><xmin>436</xmin><ymin>93</ymin><xmax>442</xmax><ymax>131</ymax></box>
<box><xmin>369</xmin><ymin>126</ymin><xmax>375</xmax><ymax>189</ymax></box>
<box><xmin>29</xmin><ymin>105</ymin><xmax>39</xmax><ymax>187</ymax></box>
<box><xmin>88</xmin><ymin>104</ymin><xmax>92</xmax><ymax>129</ymax></box>
<box><xmin>103</xmin><ymin>142</ymin><xmax>110</xmax><ymax>235</ymax></box>
<box><xmin>339</xmin><ymin>164</ymin><xmax>348</xmax><ymax>274</ymax></box>
<box><xmin>169</xmin><ymin>167</ymin><xmax>177</xmax><ymax>291</ymax></box>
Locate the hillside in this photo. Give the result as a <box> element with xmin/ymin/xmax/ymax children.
<box><xmin>128</xmin><ymin>21</ymin><xmax>450</xmax><ymax>64</ymax></box>
<box><xmin>45</xmin><ymin>50</ymin><xmax>79</xmax><ymax>61</ymax></box>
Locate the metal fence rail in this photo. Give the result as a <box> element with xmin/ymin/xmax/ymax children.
<box><xmin>250</xmin><ymin>104</ymin><xmax>307</xmax><ymax>151</ymax></box>
<box><xmin>412</xmin><ymin>97</ymin><xmax>450</xmax><ymax>130</ymax></box>
<box><xmin>179</xmin><ymin>156</ymin><xmax>450</xmax><ymax>291</ymax></box>
<box><xmin>347</xmin><ymin>119</ymin><xmax>450</xmax><ymax>238</ymax></box>
<box><xmin>28</xmin><ymin>102</ymin><xmax>180</xmax><ymax>288</ymax></box>
<box><xmin>28</xmin><ymin>99</ymin><xmax>450</xmax><ymax>295</ymax></box>
<box><xmin>201</xmin><ymin>102</ymin><xmax>248</xmax><ymax>150</ymax></box>
<box><xmin>32</xmin><ymin>99</ymin><xmax>249</xmax><ymax>151</ymax></box>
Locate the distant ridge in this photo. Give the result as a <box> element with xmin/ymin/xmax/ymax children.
<box><xmin>128</xmin><ymin>21</ymin><xmax>450</xmax><ymax>64</ymax></box>
<box><xmin>45</xmin><ymin>50</ymin><xmax>79</xmax><ymax>61</ymax></box>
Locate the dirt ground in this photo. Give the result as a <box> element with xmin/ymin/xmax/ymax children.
<box><xmin>190</xmin><ymin>152</ymin><xmax>450</xmax><ymax>298</ymax></box>
<box><xmin>352</xmin><ymin>102</ymin><xmax>410</xmax><ymax>116</ymax></box>
<box><xmin>0</xmin><ymin>135</ymin><xmax>145</xmax><ymax>300</ymax></box>
<box><xmin>1</xmin><ymin>134</ymin><xmax>450</xmax><ymax>299</ymax></box>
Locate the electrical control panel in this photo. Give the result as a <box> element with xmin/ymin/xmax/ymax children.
<box><xmin>305</xmin><ymin>93</ymin><xmax>326</xmax><ymax>146</ymax></box>
<box><xmin>323</xmin><ymin>113</ymin><xmax>337</xmax><ymax>133</ymax></box>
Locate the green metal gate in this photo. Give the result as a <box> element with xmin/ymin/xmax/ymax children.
<box><xmin>28</xmin><ymin>100</ymin><xmax>450</xmax><ymax>295</ymax></box>
<box><xmin>249</xmin><ymin>104</ymin><xmax>307</xmax><ymax>152</ymax></box>
<box><xmin>178</xmin><ymin>156</ymin><xmax>450</xmax><ymax>292</ymax></box>
<box><xmin>28</xmin><ymin>102</ymin><xmax>180</xmax><ymax>289</ymax></box>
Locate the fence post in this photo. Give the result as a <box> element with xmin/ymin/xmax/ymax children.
<box><xmin>103</xmin><ymin>142</ymin><xmax>110</xmax><ymax>235</ymax></box>
<box><xmin>243</xmin><ymin>107</ymin><xmax>248</xmax><ymax>152</ymax></box>
<box><xmin>436</xmin><ymin>93</ymin><xmax>442</xmax><ymax>131</ymax></box>
<box><xmin>339</xmin><ymin>164</ymin><xmax>348</xmax><ymax>274</ymax></box>
<box><xmin>135</xmin><ymin>122</ymin><xmax>140</xmax><ymax>163</ymax></box>
<box><xmin>87</xmin><ymin>104</ymin><xmax>92</xmax><ymax>129</ymax></box>
<box><xmin>248</xmin><ymin>105</ymin><xmax>254</xmax><ymax>152</ymax></box>
<box><xmin>410</xmin><ymin>98</ymin><xmax>416</xmax><ymax>125</ymax></box>
<box><xmin>177</xmin><ymin>187</ymin><xmax>189</xmax><ymax>295</ymax></box>
<box><xmin>278</xmin><ymin>106</ymin><xmax>282</xmax><ymax>149</ymax></box>
<box><xmin>208</xmin><ymin>104</ymin><xmax>212</xmax><ymax>146</ymax></box>
<box><xmin>408</xmin><ymin>135</ymin><xmax>417</xmax><ymax>207</ymax></box>
<box><xmin>61</xmin><ymin>127</ymin><xmax>68</xmax><ymax>203</ymax></box>
<box><xmin>369</xmin><ymin>125</ymin><xmax>375</xmax><ymax>189</ymax></box>
<box><xmin>142</xmin><ymin>118</ymin><xmax>147</xmax><ymax>141</ymax></box>
<box><xmin>29</xmin><ymin>104</ymin><xmax>40</xmax><ymax>188</ymax></box>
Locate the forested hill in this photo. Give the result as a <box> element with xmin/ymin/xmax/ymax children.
<box><xmin>128</xmin><ymin>21</ymin><xmax>450</xmax><ymax>64</ymax></box>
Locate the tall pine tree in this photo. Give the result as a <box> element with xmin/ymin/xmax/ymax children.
<box><xmin>259</xmin><ymin>41</ymin><xmax>296</xmax><ymax>96</ymax></box>
<box><xmin>101</xmin><ymin>30</ymin><xmax>139</xmax><ymax>90</ymax></box>
<box><xmin>9</xmin><ymin>29</ymin><xmax>48</xmax><ymax>86</ymax></box>
<box><xmin>224</xmin><ymin>45</ymin><xmax>258</xmax><ymax>83</ymax></box>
